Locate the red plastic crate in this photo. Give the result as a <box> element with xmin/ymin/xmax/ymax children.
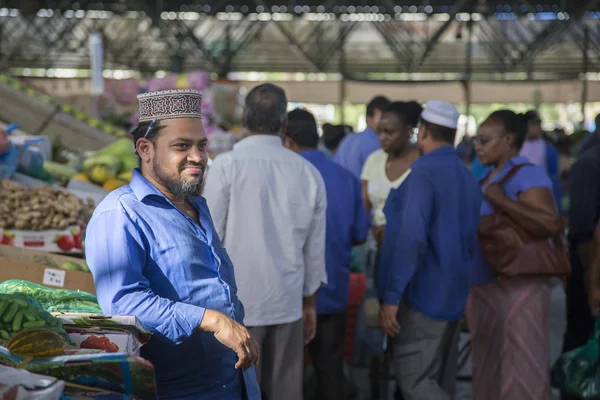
<box><xmin>344</xmin><ymin>273</ymin><xmax>367</xmax><ymax>361</ymax></box>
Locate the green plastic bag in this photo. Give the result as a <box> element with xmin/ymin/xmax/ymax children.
<box><xmin>552</xmin><ymin>318</ymin><xmax>600</xmax><ymax>398</ymax></box>
<box><xmin>0</xmin><ymin>280</ymin><xmax>102</xmax><ymax>314</ymax></box>
<box><xmin>0</xmin><ymin>293</ymin><xmax>70</xmax><ymax>343</ymax></box>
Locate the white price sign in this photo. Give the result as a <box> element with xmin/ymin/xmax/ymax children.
<box><xmin>43</xmin><ymin>268</ymin><xmax>66</xmax><ymax>288</ymax></box>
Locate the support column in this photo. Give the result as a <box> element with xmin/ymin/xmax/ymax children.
<box><xmin>463</xmin><ymin>20</ymin><xmax>474</xmax><ymax>136</ymax></box>
<box><xmin>339</xmin><ymin>23</ymin><xmax>347</xmax><ymax>125</ymax></box>
<box><xmin>581</xmin><ymin>25</ymin><xmax>589</xmax><ymax>128</ymax></box>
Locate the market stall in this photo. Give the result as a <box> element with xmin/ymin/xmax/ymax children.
<box><xmin>0</xmin><ymin>275</ymin><xmax>157</xmax><ymax>398</ymax></box>
<box><xmin>0</xmin><ymin>84</ymin><xmax>161</xmax><ymax>399</ymax></box>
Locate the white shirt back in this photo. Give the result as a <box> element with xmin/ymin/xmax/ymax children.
<box><xmin>204</xmin><ymin>135</ymin><xmax>327</xmax><ymax>327</ymax></box>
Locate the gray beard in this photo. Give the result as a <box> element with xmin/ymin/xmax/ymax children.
<box><xmin>153</xmin><ymin>161</ymin><xmax>205</xmax><ymax>201</ymax></box>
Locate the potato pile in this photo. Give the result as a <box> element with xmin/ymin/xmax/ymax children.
<box><xmin>0</xmin><ymin>180</ymin><xmax>95</xmax><ymax>230</ymax></box>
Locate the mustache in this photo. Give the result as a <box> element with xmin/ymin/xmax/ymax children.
<box><xmin>179</xmin><ymin>163</ymin><xmax>205</xmax><ymax>172</ymax></box>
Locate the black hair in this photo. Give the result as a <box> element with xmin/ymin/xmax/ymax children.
<box><xmin>366</xmin><ymin>96</ymin><xmax>391</xmax><ymax>117</ymax></box>
<box><xmin>131</xmin><ymin>121</ymin><xmax>164</xmax><ymax>165</ymax></box>
<box><xmin>322</xmin><ymin>124</ymin><xmax>347</xmax><ymax>151</ymax></box>
<box><xmin>382</xmin><ymin>101</ymin><xmax>423</xmax><ymax>127</ymax></box>
<box><xmin>595</xmin><ymin>113</ymin><xmax>600</xmax><ymax>129</ymax></box>
<box><xmin>288</xmin><ymin>108</ymin><xmax>316</xmax><ymax>123</ymax></box>
<box><xmin>487</xmin><ymin>109</ymin><xmax>528</xmax><ymax>150</ymax></box>
<box><xmin>285</xmin><ymin>108</ymin><xmax>319</xmax><ymax>149</ymax></box>
<box><xmin>243</xmin><ymin>83</ymin><xmax>288</xmax><ymax>133</ymax></box>
<box><xmin>420</xmin><ymin>119</ymin><xmax>457</xmax><ymax>145</ymax></box>
<box><xmin>523</xmin><ymin>109</ymin><xmax>541</xmax><ymax>124</ymax></box>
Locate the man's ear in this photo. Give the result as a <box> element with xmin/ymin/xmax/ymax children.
<box><xmin>505</xmin><ymin>133</ymin><xmax>516</xmax><ymax>148</ymax></box>
<box><xmin>418</xmin><ymin>125</ymin><xmax>427</xmax><ymax>142</ymax></box>
<box><xmin>136</xmin><ymin>138</ymin><xmax>153</xmax><ymax>163</ymax></box>
<box><xmin>281</xmin><ymin>117</ymin><xmax>288</xmax><ymax>135</ymax></box>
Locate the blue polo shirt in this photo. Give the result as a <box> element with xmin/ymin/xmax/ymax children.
<box><xmin>333</xmin><ymin>127</ymin><xmax>380</xmax><ymax>178</ymax></box>
<box><xmin>300</xmin><ymin>150</ymin><xmax>370</xmax><ymax>315</ymax></box>
<box><xmin>378</xmin><ymin>146</ymin><xmax>482</xmax><ymax>321</ymax></box>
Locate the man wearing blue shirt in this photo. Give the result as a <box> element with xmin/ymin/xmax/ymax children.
<box><xmin>284</xmin><ymin>109</ymin><xmax>371</xmax><ymax>400</ymax></box>
<box><xmin>85</xmin><ymin>89</ymin><xmax>260</xmax><ymax>400</ymax></box>
<box><xmin>378</xmin><ymin>100</ymin><xmax>482</xmax><ymax>400</ymax></box>
<box><xmin>334</xmin><ymin>95</ymin><xmax>391</xmax><ymax>178</ymax></box>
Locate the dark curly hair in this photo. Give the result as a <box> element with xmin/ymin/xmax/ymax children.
<box><xmin>383</xmin><ymin>101</ymin><xmax>423</xmax><ymax>127</ymax></box>
<box><xmin>487</xmin><ymin>110</ymin><xmax>528</xmax><ymax>150</ymax></box>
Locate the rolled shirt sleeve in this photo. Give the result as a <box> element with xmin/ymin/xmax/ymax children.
<box><xmin>303</xmin><ymin>176</ymin><xmax>328</xmax><ymax>297</ymax></box>
<box><xmin>379</xmin><ymin>173</ymin><xmax>433</xmax><ymax>306</ymax></box>
<box><xmin>85</xmin><ymin>209</ymin><xmax>205</xmax><ymax>344</ymax></box>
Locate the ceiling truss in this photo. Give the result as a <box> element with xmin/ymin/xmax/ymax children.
<box><xmin>1</xmin><ymin>0</ymin><xmax>600</xmax><ymax>78</ymax></box>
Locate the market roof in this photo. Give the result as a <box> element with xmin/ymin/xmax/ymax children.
<box><xmin>1</xmin><ymin>0</ymin><xmax>599</xmax><ymax>79</ymax></box>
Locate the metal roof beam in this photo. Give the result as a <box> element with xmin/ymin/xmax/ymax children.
<box><xmin>319</xmin><ymin>22</ymin><xmax>359</xmax><ymax>69</ymax></box>
<box><xmin>372</xmin><ymin>21</ymin><xmax>413</xmax><ymax>71</ymax></box>
<box><xmin>410</xmin><ymin>0</ymin><xmax>478</xmax><ymax>72</ymax></box>
<box><xmin>272</xmin><ymin>21</ymin><xmax>321</xmax><ymax>73</ymax></box>
<box><xmin>510</xmin><ymin>0</ymin><xmax>599</xmax><ymax>68</ymax></box>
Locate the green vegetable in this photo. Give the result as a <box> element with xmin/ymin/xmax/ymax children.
<box><xmin>43</xmin><ymin>161</ymin><xmax>77</xmax><ymax>180</ymax></box>
<box><xmin>82</xmin><ymin>153</ymin><xmax>121</xmax><ymax>177</ymax></box>
<box><xmin>21</xmin><ymin>310</ymin><xmax>37</xmax><ymax>323</ymax></box>
<box><xmin>12</xmin><ymin>311</ymin><xmax>23</xmax><ymax>332</ymax></box>
<box><xmin>0</xmin><ymin>329</ymin><xmax>9</xmax><ymax>340</ymax></box>
<box><xmin>2</xmin><ymin>303</ymin><xmax>19</xmax><ymax>323</ymax></box>
<box><xmin>11</xmin><ymin>298</ymin><xmax>28</xmax><ymax>308</ymax></box>
<box><xmin>0</xmin><ymin>301</ymin><xmax>8</xmax><ymax>319</ymax></box>
<box><xmin>23</xmin><ymin>320</ymin><xmax>46</xmax><ymax>329</ymax></box>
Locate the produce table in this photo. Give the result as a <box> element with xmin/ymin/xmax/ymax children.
<box><xmin>0</xmin><ymin>282</ymin><xmax>157</xmax><ymax>399</ymax></box>
<box><xmin>0</xmin><ymin>239</ymin><xmax>157</xmax><ymax>398</ymax></box>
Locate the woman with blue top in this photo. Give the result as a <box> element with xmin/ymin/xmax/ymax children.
<box><xmin>466</xmin><ymin>110</ymin><xmax>561</xmax><ymax>400</ymax></box>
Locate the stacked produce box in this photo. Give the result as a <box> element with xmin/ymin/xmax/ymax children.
<box><xmin>0</xmin><ymin>180</ymin><xmax>93</xmax><ymax>254</ymax></box>
<box><xmin>0</xmin><ymin>280</ymin><xmax>157</xmax><ymax>399</ymax></box>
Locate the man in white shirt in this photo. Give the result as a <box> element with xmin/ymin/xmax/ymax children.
<box><xmin>204</xmin><ymin>83</ymin><xmax>327</xmax><ymax>400</ymax></box>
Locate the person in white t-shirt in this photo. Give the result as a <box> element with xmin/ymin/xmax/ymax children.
<box><xmin>361</xmin><ymin>101</ymin><xmax>422</xmax><ymax>249</ymax></box>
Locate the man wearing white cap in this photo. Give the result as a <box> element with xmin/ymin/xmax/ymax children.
<box><xmin>377</xmin><ymin>100</ymin><xmax>482</xmax><ymax>399</ymax></box>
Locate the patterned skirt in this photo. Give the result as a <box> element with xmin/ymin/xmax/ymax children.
<box><xmin>465</xmin><ymin>277</ymin><xmax>551</xmax><ymax>400</ymax></box>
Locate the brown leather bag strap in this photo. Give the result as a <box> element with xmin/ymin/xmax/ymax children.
<box><xmin>497</xmin><ymin>163</ymin><xmax>533</xmax><ymax>186</ymax></box>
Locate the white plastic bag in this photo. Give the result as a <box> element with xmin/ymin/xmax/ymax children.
<box><xmin>0</xmin><ymin>365</ymin><xmax>64</xmax><ymax>400</ymax></box>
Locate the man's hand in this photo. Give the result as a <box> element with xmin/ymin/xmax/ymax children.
<box><xmin>303</xmin><ymin>305</ymin><xmax>317</xmax><ymax>344</ymax></box>
<box><xmin>379</xmin><ymin>303</ymin><xmax>400</xmax><ymax>337</ymax></box>
<box><xmin>200</xmin><ymin>310</ymin><xmax>259</xmax><ymax>370</ymax></box>
<box><xmin>303</xmin><ymin>295</ymin><xmax>317</xmax><ymax>344</ymax></box>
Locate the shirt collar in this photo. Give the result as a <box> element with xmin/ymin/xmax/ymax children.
<box><xmin>129</xmin><ymin>168</ymin><xmax>207</xmax><ymax>208</ymax></box>
<box><xmin>480</xmin><ymin>156</ymin><xmax>531</xmax><ymax>184</ymax></box>
<box><xmin>300</xmin><ymin>149</ymin><xmax>327</xmax><ymax>161</ymax></box>
<box><xmin>412</xmin><ymin>145</ymin><xmax>456</xmax><ymax>167</ymax></box>
<box><xmin>506</xmin><ymin>155</ymin><xmax>531</xmax><ymax>167</ymax></box>
<box><xmin>233</xmin><ymin>134</ymin><xmax>282</xmax><ymax>150</ymax></box>
<box><xmin>129</xmin><ymin>168</ymin><xmax>166</xmax><ymax>202</ymax></box>
<box><xmin>363</xmin><ymin>126</ymin><xmax>377</xmax><ymax>137</ymax></box>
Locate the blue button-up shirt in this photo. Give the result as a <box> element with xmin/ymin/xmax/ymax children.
<box><xmin>333</xmin><ymin>127</ymin><xmax>380</xmax><ymax>178</ymax></box>
<box><xmin>300</xmin><ymin>150</ymin><xmax>370</xmax><ymax>315</ymax></box>
<box><xmin>85</xmin><ymin>169</ymin><xmax>260</xmax><ymax>400</ymax></box>
<box><xmin>378</xmin><ymin>147</ymin><xmax>482</xmax><ymax>321</ymax></box>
